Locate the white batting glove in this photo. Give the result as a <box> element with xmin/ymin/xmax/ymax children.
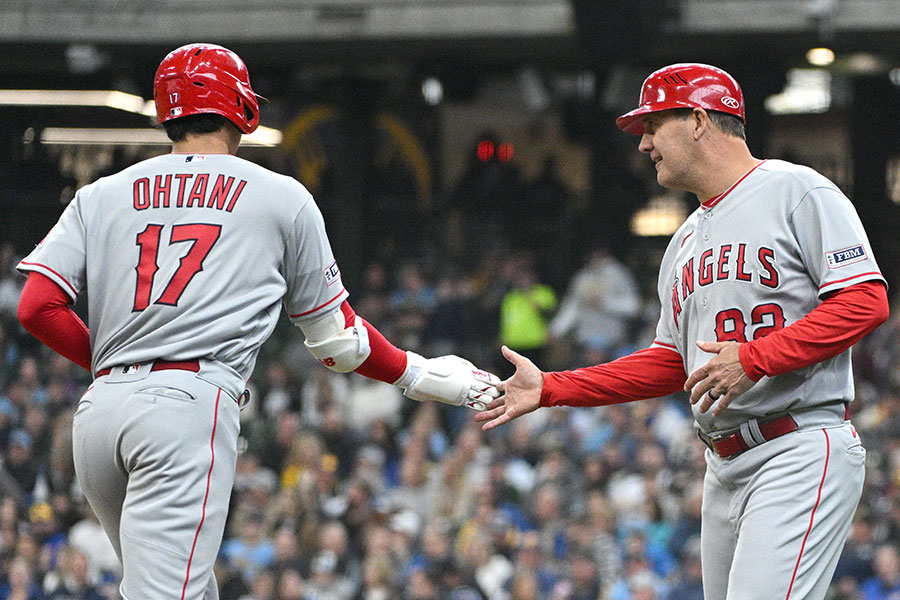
<box><xmin>394</xmin><ymin>352</ymin><xmax>501</xmax><ymax>411</ymax></box>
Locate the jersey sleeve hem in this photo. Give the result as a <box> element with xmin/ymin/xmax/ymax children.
<box><xmin>16</xmin><ymin>261</ymin><xmax>78</xmax><ymax>302</ymax></box>
<box><xmin>818</xmin><ymin>271</ymin><xmax>885</xmax><ymax>297</ymax></box>
<box><xmin>650</xmin><ymin>340</ymin><xmax>681</xmax><ymax>355</ymax></box>
<box><xmin>287</xmin><ymin>287</ymin><xmax>349</xmax><ymax>320</ymax></box>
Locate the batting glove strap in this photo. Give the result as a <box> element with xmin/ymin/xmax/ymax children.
<box><xmin>394</xmin><ymin>352</ymin><xmax>500</xmax><ymax>411</ymax></box>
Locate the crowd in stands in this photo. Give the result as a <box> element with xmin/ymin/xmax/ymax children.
<box><xmin>0</xmin><ymin>223</ymin><xmax>899</xmax><ymax>599</ymax></box>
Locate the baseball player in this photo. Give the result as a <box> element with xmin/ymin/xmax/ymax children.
<box><xmin>15</xmin><ymin>43</ymin><xmax>498</xmax><ymax>600</ymax></box>
<box><xmin>476</xmin><ymin>63</ymin><xmax>889</xmax><ymax>599</ymax></box>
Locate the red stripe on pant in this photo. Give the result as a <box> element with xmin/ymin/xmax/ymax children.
<box><xmin>181</xmin><ymin>389</ymin><xmax>220</xmax><ymax>600</ymax></box>
<box><xmin>785</xmin><ymin>428</ymin><xmax>830</xmax><ymax>599</ymax></box>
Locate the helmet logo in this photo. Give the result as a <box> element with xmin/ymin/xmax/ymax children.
<box><xmin>170</xmin><ymin>107</ymin><xmax>183</xmax><ymax>117</ymax></box>
<box><xmin>721</xmin><ymin>97</ymin><xmax>740</xmax><ymax>109</ymax></box>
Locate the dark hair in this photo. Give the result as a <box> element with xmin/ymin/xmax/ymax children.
<box><xmin>160</xmin><ymin>113</ymin><xmax>235</xmax><ymax>142</ymax></box>
<box><xmin>707</xmin><ymin>111</ymin><xmax>746</xmax><ymax>140</ymax></box>
<box><xmin>671</xmin><ymin>108</ymin><xmax>746</xmax><ymax>140</ymax></box>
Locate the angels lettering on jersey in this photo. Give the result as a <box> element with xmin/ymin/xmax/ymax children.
<box><xmin>671</xmin><ymin>241</ymin><xmax>779</xmax><ymax>329</ymax></box>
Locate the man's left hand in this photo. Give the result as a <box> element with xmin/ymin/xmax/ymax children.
<box><xmin>684</xmin><ymin>340</ymin><xmax>756</xmax><ymax>416</ymax></box>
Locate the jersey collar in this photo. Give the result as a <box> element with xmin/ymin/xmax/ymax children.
<box><xmin>701</xmin><ymin>159</ymin><xmax>767</xmax><ymax>209</ymax></box>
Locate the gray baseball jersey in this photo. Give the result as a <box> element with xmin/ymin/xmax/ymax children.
<box><xmin>19</xmin><ymin>153</ymin><xmax>348</xmax><ymax>395</ymax></box>
<box><xmin>652</xmin><ymin>159</ymin><xmax>884</xmax><ymax>433</ymax></box>
<box><xmin>18</xmin><ymin>152</ymin><xmax>349</xmax><ymax>598</ymax></box>
<box><xmin>651</xmin><ymin>158</ymin><xmax>882</xmax><ymax>599</ymax></box>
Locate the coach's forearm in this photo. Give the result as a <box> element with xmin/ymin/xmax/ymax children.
<box><xmin>540</xmin><ymin>345</ymin><xmax>687</xmax><ymax>407</ymax></box>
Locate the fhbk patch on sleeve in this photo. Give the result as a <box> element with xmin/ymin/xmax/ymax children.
<box><xmin>825</xmin><ymin>245</ymin><xmax>867</xmax><ymax>269</ymax></box>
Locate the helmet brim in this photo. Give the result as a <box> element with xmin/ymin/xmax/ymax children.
<box><xmin>615</xmin><ymin>108</ymin><xmax>651</xmax><ymax>135</ymax></box>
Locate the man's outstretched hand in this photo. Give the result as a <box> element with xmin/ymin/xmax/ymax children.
<box><xmin>474</xmin><ymin>346</ymin><xmax>543</xmax><ymax>431</ymax></box>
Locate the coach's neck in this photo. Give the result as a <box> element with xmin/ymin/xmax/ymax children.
<box><xmin>172</xmin><ymin>126</ymin><xmax>242</xmax><ymax>156</ymax></box>
<box><xmin>695</xmin><ymin>133</ymin><xmax>762</xmax><ymax>202</ymax></box>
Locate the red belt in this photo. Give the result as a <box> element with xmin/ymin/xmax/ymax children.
<box><xmin>698</xmin><ymin>414</ymin><xmax>799</xmax><ymax>459</ymax></box>
<box><xmin>95</xmin><ymin>360</ymin><xmax>200</xmax><ymax>378</ymax></box>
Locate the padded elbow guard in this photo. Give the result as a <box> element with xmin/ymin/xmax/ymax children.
<box><xmin>303</xmin><ymin>313</ymin><xmax>371</xmax><ymax>373</ymax></box>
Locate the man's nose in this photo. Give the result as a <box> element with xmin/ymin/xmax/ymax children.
<box><xmin>638</xmin><ymin>134</ymin><xmax>652</xmax><ymax>153</ymax></box>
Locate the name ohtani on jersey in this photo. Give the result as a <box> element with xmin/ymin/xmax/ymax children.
<box><xmin>671</xmin><ymin>242</ymin><xmax>779</xmax><ymax>328</ymax></box>
<box><xmin>132</xmin><ymin>173</ymin><xmax>248</xmax><ymax>212</ymax></box>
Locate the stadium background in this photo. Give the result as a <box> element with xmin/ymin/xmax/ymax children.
<box><xmin>0</xmin><ymin>1</ymin><xmax>899</xmax><ymax>598</ymax></box>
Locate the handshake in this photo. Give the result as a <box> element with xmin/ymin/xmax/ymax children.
<box><xmin>394</xmin><ymin>351</ymin><xmax>501</xmax><ymax>411</ymax></box>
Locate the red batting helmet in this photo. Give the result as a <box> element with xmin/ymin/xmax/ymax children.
<box><xmin>616</xmin><ymin>63</ymin><xmax>744</xmax><ymax>135</ymax></box>
<box><xmin>153</xmin><ymin>43</ymin><xmax>265</xmax><ymax>134</ymax></box>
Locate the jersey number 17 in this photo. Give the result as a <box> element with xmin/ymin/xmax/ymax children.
<box><xmin>132</xmin><ymin>223</ymin><xmax>221</xmax><ymax>311</ymax></box>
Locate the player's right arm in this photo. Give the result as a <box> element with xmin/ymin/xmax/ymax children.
<box><xmin>283</xmin><ymin>188</ymin><xmax>499</xmax><ymax>410</ymax></box>
<box><xmin>299</xmin><ymin>300</ymin><xmax>499</xmax><ymax>410</ymax></box>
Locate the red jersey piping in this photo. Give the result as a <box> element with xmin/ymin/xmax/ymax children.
<box><xmin>702</xmin><ymin>160</ymin><xmax>767</xmax><ymax>209</ymax></box>
<box><xmin>18</xmin><ymin>261</ymin><xmax>78</xmax><ymax>297</ymax></box>
<box><xmin>289</xmin><ymin>288</ymin><xmax>346</xmax><ymax>318</ymax></box>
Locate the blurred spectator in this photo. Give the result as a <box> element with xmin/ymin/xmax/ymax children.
<box><xmin>252</xmin><ymin>410</ymin><xmax>300</xmax><ymax>476</ymax></box>
<box><xmin>341</xmin><ymin>378</ymin><xmax>404</xmax><ymax>435</ymax></box>
<box><xmin>421</xmin><ymin>266</ymin><xmax>472</xmax><ymax>357</ymax></box>
<box><xmin>510</xmin><ymin>529</ymin><xmax>560</xmax><ymax>597</ymax></box>
<box><xmin>388</xmin><ymin>262</ymin><xmax>436</xmax><ymax>351</ymax></box>
<box><xmin>5</xmin><ymin>430</ymin><xmax>38</xmax><ymax>503</ymax></box>
<box><xmin>860</xmin><ymin>543</ymin><xmax>900</xmax><ymax>600</ymax></box>
<box><xmin>355</xmin><ymin>554</ymin><xmax>397</xmax><ymax>600</ymax></box>
<box><xmin>316</xmin><ymin>520</ymin><xmax>360</xmax><ymax>587</ymax></box>
<box><xmin>276</xmin><ymin>567</ymin><xmax>309</xmax><ymax>600</ymax></box>
<box><xmin>662</xmin><ymin>536</ymin><xmax>703</xmax><ymax>600</ymax></box>
<box><xmin>0</xmin><ymin>555</ymin><xmax>44</xmax><ymax>600</ymax></box>
<box><xmin>44</xmin><ymin>546</ymin><xmax>103</xmax><ymax>600</ymax></box>
<box><xmin>403</xmin><ymin>567</ymin><xmax>439</xmax><ymax>600</ymax></box>
<box><xmin>237</xmin><ymin>568</ymin><xmax>275</xmax><ymax>600</ymax></box>
<box><xmin>221</xmin><ymin>508</ymin><xmax>276</xmax><ymax>583</ymax></box>
<box><xmin>548</xmin><ymin>245</ymin><xmax>642</xmax><ymax>366</ymax></box>
<box><xmin>834</xmin><ymin>517</ymin><xmax>877</xmax><ymax>587</ymax></box>
<box><xmin>498</xmin><ymin>252</ymin><xmax>557</xmax><ymax>368</ymax></box>
<box><xmin>305</xmin><ymin>550</ymin><xmax>355</xmax><ymax>600</ymax></box>
<box><xmin>666</xmin><ymin>479</ymin><xmax>704</xmax><ymax>562</ymax></box>
<box><xmin>458</xmin><ymin>531</ymin><xmax>512</xmax><ymax>600</ymax></box>
<box><xmin>66</xmin><ymin>504</ymin><xmax>120</xmax><ymax>584</ymax></box>
<box><xmin>0</xmin><ymin>243</ymin><xmax>24</xmax><ymax>321</ymax></box>
<box><xmin>259</xmin><ymin>361</ymin><xmax>297</xmax><ymax>420</ymax></box>
<box><xmin>565</xmin><ymin>549</ymin><xmax>603</xmax><ymax>600</ymax></box>
<box><xmin>354</xmin><ymin>263</ymin><xmax>392</xmax><ymax>329</ymax></box>
<box><xmin>233</xmin><ymin>451</ymin><xmax>280</xmax><ymax>515</ymax></box>
<box><xmin>508</xmin><ymin>570</ymin><xmax>540</xmax><ymax>600</ymax></box>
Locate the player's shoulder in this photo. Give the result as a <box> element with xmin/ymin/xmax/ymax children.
<box><xmin>69</xmin><ymin>154</ymin><xmax>170</xmax><ymax>201</ymax></box>
<box><xmin>756</xmin><ymin>159</ymin><xmax>841</xmax><ymax>193</ymax></box>
<box><xmin>223</xmin><ymin>156</ymin><xmax>314</xmax><ymax>206</ymax></box>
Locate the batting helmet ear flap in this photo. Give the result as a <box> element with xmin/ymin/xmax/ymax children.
<box><xmin>154</xmin><ymin>43</ymin><xmax>264</xmax><ymax>134</ymax></box>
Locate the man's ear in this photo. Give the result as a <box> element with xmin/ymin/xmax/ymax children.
<box><xmin>692</xmin><ymin>107</ymin><xmax>710</xmax><ymax>140</ymax></box>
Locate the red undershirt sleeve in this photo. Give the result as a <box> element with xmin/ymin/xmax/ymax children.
<box><xmin>17</xmin><ymin>272</ymin><xmax>92</xmax><ymax>372</ymax></box>
<box><xmin>540</xmin><ymin>345</ymin><xmax>687</xmax><ymax>408</ymax></box>
<box><xmin>739</xmin><ymin>280</ymin><xmax>889</xmax><ymax>381</ymax></box>
<box><xmin>339</xmin><ymin>301</ymin><xmax>408</xmax><ymax>384</ymax></box>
